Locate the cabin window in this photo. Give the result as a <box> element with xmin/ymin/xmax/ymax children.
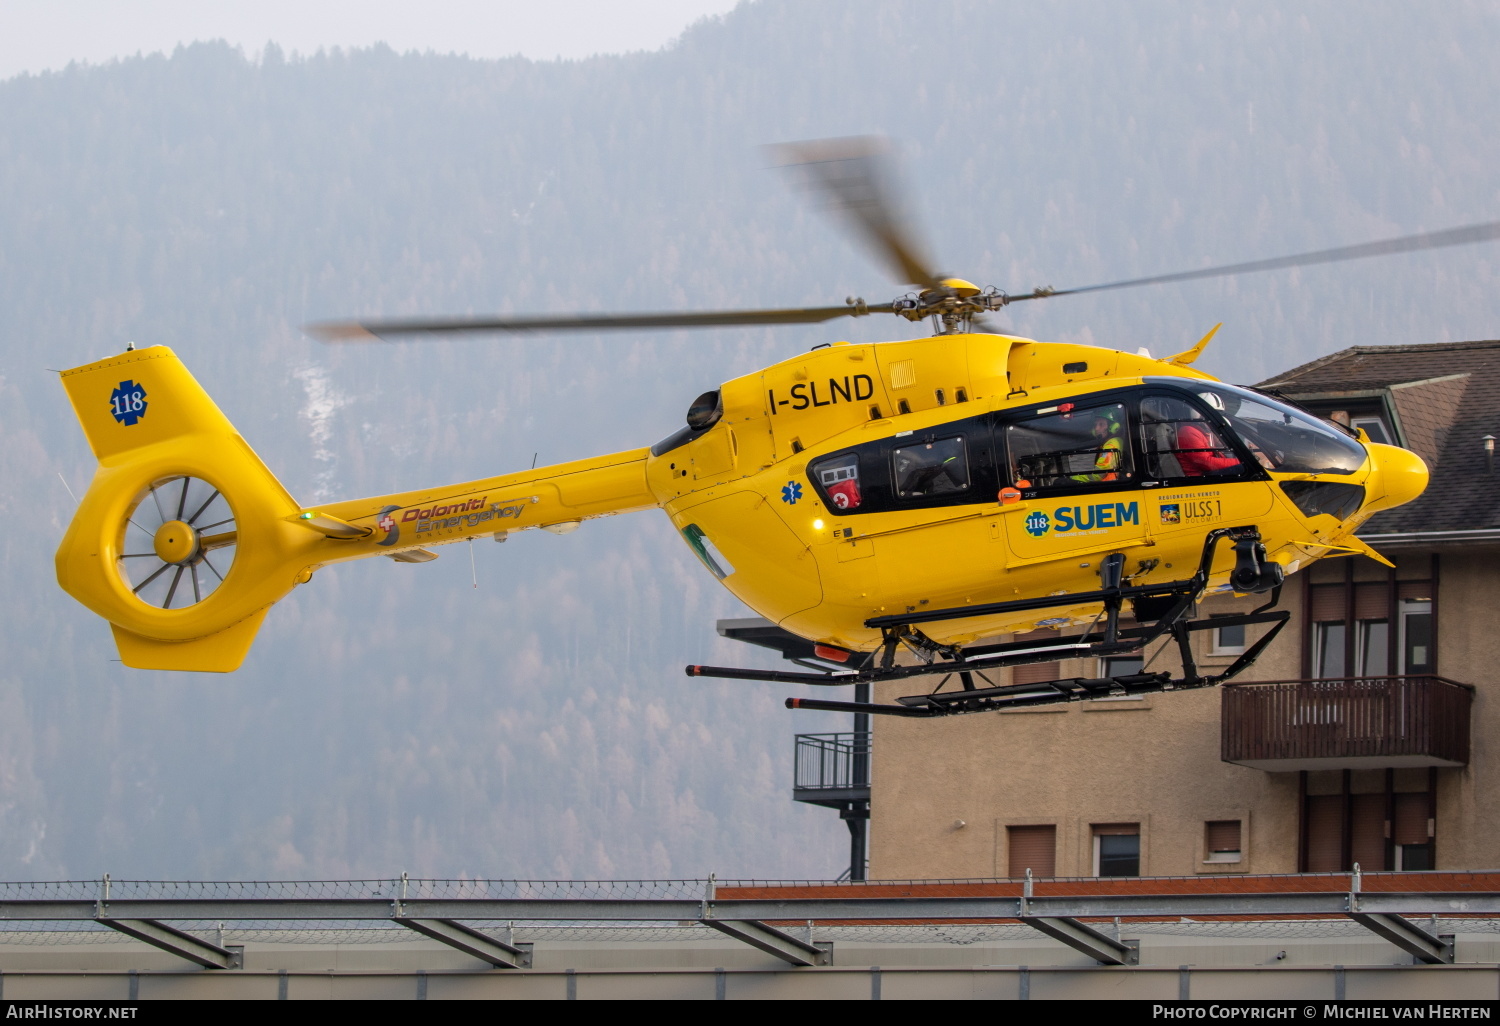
<box><xmin>1138</xmin><ymin>395</ymin><xmax>1243</xmax><ymax>480</ymax></box>
<box><xmin>892</xmin><ymin>436</ymin><xmax>970</xmax><ymax>498</ymax></box>
<box><xmin>810</xmin><ymin>453</ymin><xmax>864</xmax><ymax>511</ymax></box>
<box><xmin>680</xmin><ymin>524</ymin><xmax>734</xmax><ymax>580</ymax></box>
<box><xmin>1007</xmin><ymin>403</ymin><xmax>1133</xmax><ymax>489</ymax></box>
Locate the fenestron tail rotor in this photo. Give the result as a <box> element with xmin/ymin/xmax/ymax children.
<box><xmin>118</xmin><ymin>476</ymin><xmax>237</xmax><ymax>610</ymax></box>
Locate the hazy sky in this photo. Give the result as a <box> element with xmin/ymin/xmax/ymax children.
<box><xmin>0</xmin><ymin>0</ymin><xmax>742</xmax><ymax>79</ymax></box>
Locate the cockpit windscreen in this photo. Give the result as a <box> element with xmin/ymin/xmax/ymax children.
<box><xmin>1187</xmin><ymin>382</ymin><xmax>1367</xmax><ymax>475</ymax></box>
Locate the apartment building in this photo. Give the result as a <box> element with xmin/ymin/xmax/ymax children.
<box><xmin>868</xmin><ymin>340</ymin><xmax>1498</xmax><ymax>880</ymax></box>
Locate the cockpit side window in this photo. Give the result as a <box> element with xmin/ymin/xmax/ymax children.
<box><xmin>1007</xmin><ymin>402</ymin><xmax>1134</xmax><ymax>490</ymax></box>
<box><xmin>1139</xmin><ymin>394</ymin><xmax>1245</xmax><ymax>481</ymax></box>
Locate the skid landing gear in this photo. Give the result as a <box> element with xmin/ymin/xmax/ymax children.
<box><xmin>686</xmin><ymin>526</ymin><xmax>1290</xmax><ymax>719</ymax></box>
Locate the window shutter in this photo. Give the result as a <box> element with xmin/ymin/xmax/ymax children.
<box><xmin>1354</xmin><ymin>583</ymin><xmax>1389</xmax><ymax>622</ymax></box>
<box><xmin>1310</xmin><ymin>585</ymin><xmax>1347</xmax><ymax>623</ymax></box>
<box><xmin>1007</xmin><ymin>825</ymin><xmax>1057</xmax><ymax>879</ymax></box>
<box><xmin>1350</xmin><ymin>793</ymin><xmax>1388</xmax><ymax>871</ymax></box>
<box><xmin>1205</xmin><ymin>820</ymin><xmax>1241</xmax><ymax>853</ymax></box>
<box><xmin>1398</xmin><ymin>581</ymin><xmax>1433</xmax><ymax>601</ymax></box>
<box><xmin>1394</xmin><ymin>793</ymin><xmax>1431</xmax><ymax>846</ymax></box>
<box><xmin>1013</xmin><ymin>630</ymin><xmax>1061</xmax><ymax>685</ymax></box>
<box><xmin>1092</xmin><ymin>822</ymin><xmax>1139</xmax><ymax>836</ymax></box>
<box><xmin>1014</xmin><ymin>661</ymin><xmax>1061</xmax><ymax>685</ymax></box>
<box><xmin>1305</xmin><ymin>794</ymin><xmax>1344</xmax><ymax>872</ymax></box>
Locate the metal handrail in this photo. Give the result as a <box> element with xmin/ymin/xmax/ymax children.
<box><xmin>1223</xmin><ymin>674</ymin><xmax>1475</xmax><ymax>692</ymax></box>
<box><xmin>794</xmin><ymin>732</ymin><xmax>871</xmax><ymax>791</ymax></box>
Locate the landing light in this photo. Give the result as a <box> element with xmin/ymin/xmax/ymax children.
<box><xmin>813</xmin><ymin>519</ymin><xmax>825</xmax><ymax>530</ymax></box>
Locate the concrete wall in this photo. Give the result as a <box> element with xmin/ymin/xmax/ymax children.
<box><xmin>1432</xmin><ymin>547</ymin><xmax>1500</xmax><ymax>870</ymax></box>
<box><xmin>2</xmin><ymin>963</ymin><xmax>1495</xmax><ymax>1000</ymax></box>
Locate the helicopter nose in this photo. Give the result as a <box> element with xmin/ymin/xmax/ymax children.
<box><xmin>1362</xmin><ymin>442</ymin><xmax>1429</xmax><ymax>513</ymax></box>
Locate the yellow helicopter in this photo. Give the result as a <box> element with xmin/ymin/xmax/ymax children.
<box><xmin>53</xmin><ymin>139</ymin><xmax>1491</xmax><ymax>716</ymax></box>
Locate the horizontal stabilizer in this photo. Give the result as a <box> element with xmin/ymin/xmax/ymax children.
<box><xmin>110</xmin><ymin>610</ymin><xmax>269</xmax><ymax>673</ymax></box>
<box><xmin>287</xmin><ymin>511</ymin><xmax>370</xmax><ymax>538</ymax></box>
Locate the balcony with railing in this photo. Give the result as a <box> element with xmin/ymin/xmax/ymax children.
<box><xmin>1221</xmin><ymin>676</ymin><xmax>1473</xmax><ymax>772</ymax></box>
<box><xmin>793</xmin><ymin>732</ymin><xmax>871</xmax><ymax>808</ymax></box>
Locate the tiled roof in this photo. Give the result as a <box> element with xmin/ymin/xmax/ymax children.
<box><xmin>1257</xmin><ymin>341</ymin><xmax>1500</xmax><ymax>536</ymax></box>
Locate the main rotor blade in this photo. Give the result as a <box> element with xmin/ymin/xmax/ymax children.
<box><xmin>309</xmin><ymin>304</ymin><xmax>888</xmax><ymax>341</ymax></box>
<box><xmin>771</xmin><ymin>136</ymin><xmax>943</xmax><ymax>289</ymax></box>
<box><xmin>1008</xmin><ymin>219</ymin><xmax>1500</xmax><ymax>302</ymax></box>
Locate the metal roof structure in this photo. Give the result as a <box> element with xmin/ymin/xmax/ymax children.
<box><xmin>4</xmin><ymin>873</ymin><xmax>1500</xmax><ymax>999</ymax></box>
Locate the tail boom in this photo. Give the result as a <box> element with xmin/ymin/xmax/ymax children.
<box><xmin>310</xmin><ymin>447</ymin><xmax>658</xmax><ymax>562</ymax></box>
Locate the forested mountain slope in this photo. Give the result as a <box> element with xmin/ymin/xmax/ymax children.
<box><xmin>2</xmin><ymin>0</ymin><xmax>1498</xmax><ymax>878</ymax></box>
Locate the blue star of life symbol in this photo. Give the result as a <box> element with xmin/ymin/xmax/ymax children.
<box><xmin>781</xmin><ymin>480</ymin><xmax>803</xmax><ymax>504</ymax></box>
<box><xmin>109</xmin><ymin>379</ymin><xmax>148</xmax><ymax>426</ymax></box>
<box><xmin>1023</xmin><ymin>510</ymin><xmax>1050</xmax><ymax>537</ymax></box>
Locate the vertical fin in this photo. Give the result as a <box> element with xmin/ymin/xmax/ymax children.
<box><xmin>1167</xmin><ymin>323</ymin><xmax>1222</xmax><ymax>367</ymax></box>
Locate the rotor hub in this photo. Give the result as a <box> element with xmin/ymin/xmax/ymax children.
<box><xmin>895</xmin><ymin>280</ymin><xmax>1011</xmax><ymax>332</ymax></box>
<box><xmin>152</xmin><ymin>520</ymin><xmax>202</xmax><ymax>566</ymax></box>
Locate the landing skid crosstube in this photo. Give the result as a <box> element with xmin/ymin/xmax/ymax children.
<box><xmin>686</xmin><ymin>526</ymin><xmax>1290</xmax><ymax>719</ymax></box>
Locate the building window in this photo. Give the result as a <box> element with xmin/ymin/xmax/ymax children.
<box><xmin>1007</xmin><ymin>824</ymin><xmax>1057</xmax><ymax>879</ymax></box>
<box><xmin>1309</xmin><ymin>576</ymin><xmax>1436</xmax><ymax>680</ymax></box>
<box><xmin>1299</xmin><ymin>769</ymin><xmax>1437</xmax><ymax>872</ymax></box>
<box><xmin>1204</xmin><ymin>820</ymin><xmax>1242</xmax><ymax>863</ymax></box>
<box><xmin>1211</xmin><ymin>620</ymin><xmax>1247</xmax><ymax>655</ymax></box>
<box><xmin>1394</xmin><ymin>791</ymin><xmax>1433</xmax><ymax>870</ymax></box>
<box><xmin>1013</xmin><ymin>629</ymin><xmax>1062</xmax><ymax>686</ymax></box>
<box><xmin>1312</xmin><ymin>621</ymin><xmax>1346</xmax><ymax>678</ymax></box>
<box><xmin>1349</xmin><ymin>415</ymin><xmax>1392</xmax><ymax>445</ymax></box>
<box><xmin>1400</xmin><ymin>599</ymin><xmax>1433</xmax><ymax>673</ymax></box>
<box><xmin>1093</xmin><ymin>824</ymin><xmax>1140</xmax><ymax>877</ymax></box>
<box><xmin>1013</xmin><ymin>661</ymin><xmax>1061</xmax><ymax>685</ymax></box>
<box><xmin>1101</xmin><ymin>654</ymin><xmax>1144</xmax><ymax>677</ymax></box>
<box><xmin>1357</xmin><ymin>618</ymin><xmax>1390</xmax><ymax>676</ymax></box>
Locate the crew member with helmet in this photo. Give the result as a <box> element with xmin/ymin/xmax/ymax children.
<box><xmin>1176</xmin><ymin>413</ymin><xmax>1241</xmax><ymax>476</ymax></box>
<box><xmin>1072</xmin><ymin>410</ymin><xmax>1125</xmax><ymax>482</ymax></box>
